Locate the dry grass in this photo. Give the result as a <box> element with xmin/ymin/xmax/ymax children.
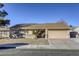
<box><xmin>0</xmin><ymin>38</ymin><xmax>49</xmax><ymax>45</ymax></box>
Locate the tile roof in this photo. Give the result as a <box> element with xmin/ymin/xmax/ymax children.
<box><xmin>20</xmin><ymin>22</ymin><xmax>71</xmax><ymax>30</ymax></box>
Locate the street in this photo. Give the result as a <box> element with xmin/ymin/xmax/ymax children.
<box><xmin>0</xmin><ymin>49</ymin><xmax>79</xmax><ymax>56</ymax></box>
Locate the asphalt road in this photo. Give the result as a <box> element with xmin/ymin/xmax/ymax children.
<box><xmin>0</xmin><ymin>49</ymin><xmax>79</xmax><ymax>56</ymax></box>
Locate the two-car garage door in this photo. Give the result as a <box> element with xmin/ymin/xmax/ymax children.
<box><xmin>48</xmin><ymin>30</ymin><xmax>70</xmax><ymax>39</ymax></box>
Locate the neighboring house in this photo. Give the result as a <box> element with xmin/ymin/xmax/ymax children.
<box><xmin>10</xmin><ymin>24</ymin><xmax>36</xmax><ymax>38</ymax></box>
<box><xmin>0</xmin><ymin>26</ymin><xmax>10</xmax><ymax>38</ymax></box>
<box><xmin>72</xmin><ymin>26</ymin><xmax>79</xmax><ymax>38</ymax></box>
<box><xmin>11</xmin><ymin>22</ymin><xmax>71</xmax><ymax>39</ymax></box>
<box><xmin>73</xmin><ymin>27</ymin><xmax>79</xmax><ymax>33</ymax></box>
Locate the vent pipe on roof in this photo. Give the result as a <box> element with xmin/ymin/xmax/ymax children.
<box><xmin>57</xmin><ymin>19</ymin><xmax>68</xmax><ymax>25</ymax></box>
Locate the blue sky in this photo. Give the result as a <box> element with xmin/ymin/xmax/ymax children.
<box><xmin>1</xmin><ymin>3</ymin><xmax>79</xmax><ymax>26</ymax></box>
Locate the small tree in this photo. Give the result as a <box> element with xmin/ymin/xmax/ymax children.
<box><xmin>0</xmin><ymin>3</ymin><xmax>4</xmax><ymax>8</ymax></box>
<box><xmin>0</xmin><ymin>10</ymin><xmax>8</xmax><ymax>18</ymax></box>
<box><xmin>70</xmin><ymin>25</ymin><xmax>73</xmax><ymax>27</ymax></box>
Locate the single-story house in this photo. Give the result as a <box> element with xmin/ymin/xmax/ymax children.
<box><xmin>11</xmin><ymin>22</ymin><xmax>71</xmax><ymax>39</ymax></box>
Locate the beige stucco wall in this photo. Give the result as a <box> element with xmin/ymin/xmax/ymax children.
<box><xmin>2</xmin><ymin>32</ymin><xmax>10</xmax><ymax>38</ymax></box>
<box><xmin>28</xmin><ymin>30</ymin><xmax>33</xmax><ymax>34</ymax></box>
<box><xmin>48</xmin><ymin>30</ymin><xmax>70</xmax><ymax>39</ymax></box>
<box><xmin>0</xmin><ymin>27</ymin><xmax>10</xmax><ymax>38</ymax></box>
<box><xmin>0</xmin><ymin>31</ymin><xmax>10</xmax><ymax>38</ymax></box>
<box><xmin>24</xmin><ymin>30</ymin><xmax>36</xmax><ymax>39</ymax></box>
<box><xmin>21</xmin><ymin>29</ymin><xmax>71</xmax><ymax>39</ymax></box>
<box><xmin>20</xmin><ymin>30</ymin><xmax>33</xmax><ymax>34</ymax></box>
